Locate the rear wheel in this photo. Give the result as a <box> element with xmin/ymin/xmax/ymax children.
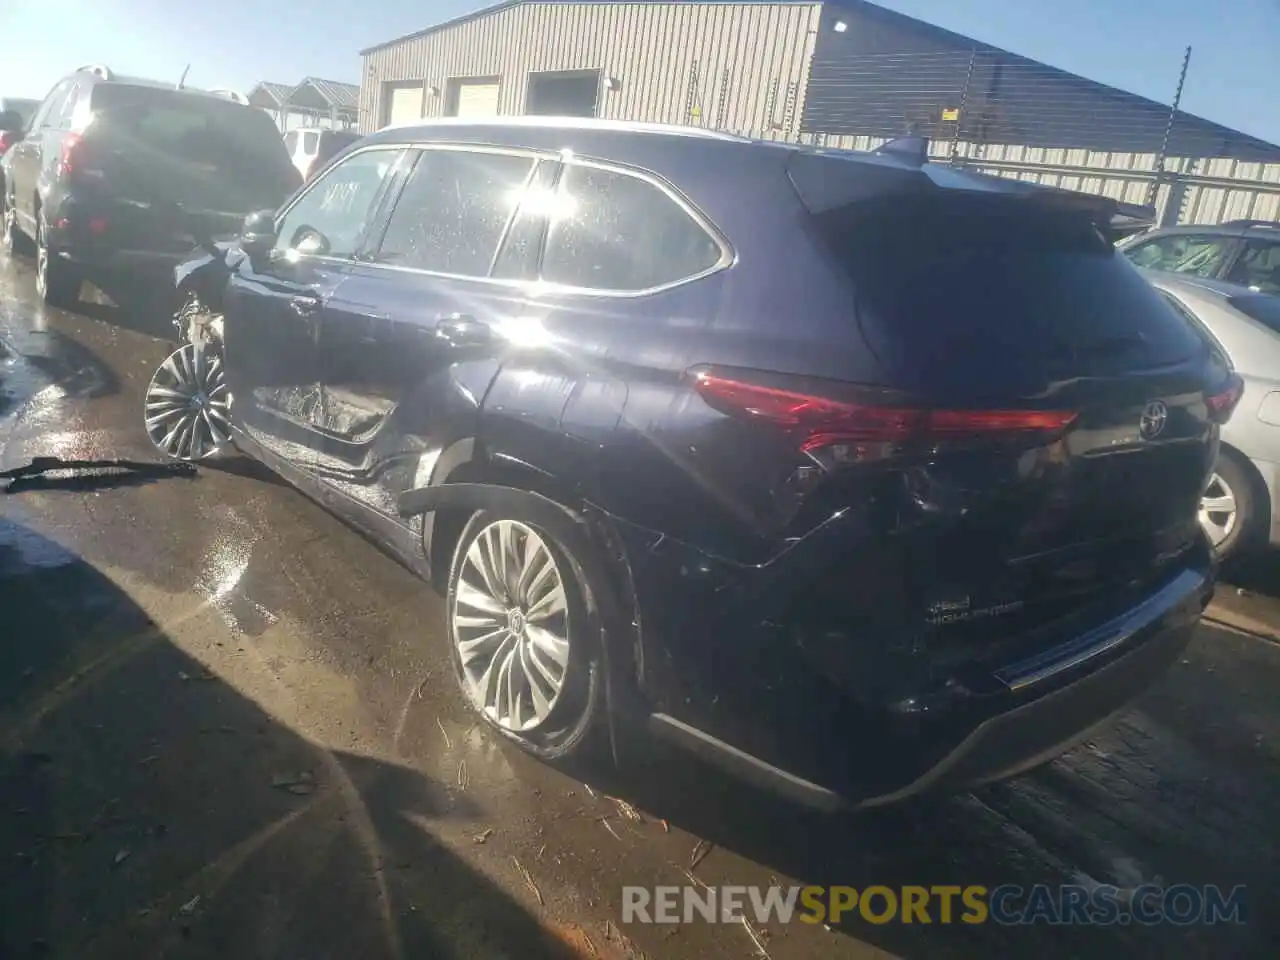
<box><xmin>446</xmin><ymin>510</ymin><xmax>606</xmax><ymax>761</ymax></box>
<box><xmin>35</xmin><ymin>212</ymin><xmax>80</xmax><ymax>308</ymax></box>
<box><xmin>1200</xmin><ymin>453</ymin><xmax>1259</xmax><ymax>562</ymax></box>
<box><xmin>1</xmin><ymin>191</ymin><xmax>31</xmax><ymax>257</ymax></box>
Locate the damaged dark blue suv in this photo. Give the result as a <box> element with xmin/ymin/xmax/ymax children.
<box><xmin>146</xmin><ymin>117</ymin><xmax>1236</xmax><ymax>809</ymax></box>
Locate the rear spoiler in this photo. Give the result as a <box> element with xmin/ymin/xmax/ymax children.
<box><xmin>789</xmin><ymin>144</ymin><xmax>1155</xmax><ymax>241</ymax></box>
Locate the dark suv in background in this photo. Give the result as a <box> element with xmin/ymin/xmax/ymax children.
<box><xmin>145</xmin><ymin>118</ymin><xmax>1234</xmax><ymax>809</ymax></box>
<box><xmin>1</xmin><ymin>64</ymin><xmax>301</xmax><ymax>307</ymax></box>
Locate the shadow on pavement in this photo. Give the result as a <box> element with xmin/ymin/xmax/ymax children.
<box><xmin>0</xmin><ymin>517</ymin><xmax>584</xmax><ymax>960</ymax></box>
<box><xmin>1</xmin><ymin>327</ymin><xmax>120</xmax><ymax>421</ymax></box>
<box><xmin>76</xmin><ymin>270</ymin><xmax>180</xmax><ymax>343</ymax></box>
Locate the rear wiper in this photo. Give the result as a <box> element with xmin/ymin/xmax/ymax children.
<box><xmin>2</xmin><ymin>456</ymin><xmax>195</xmax><ymax>490</ymax></box>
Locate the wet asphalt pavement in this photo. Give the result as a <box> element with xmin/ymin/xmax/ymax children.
<box><xmin>1</xmin><ymin>248</ymin><xmax>1278</xmax><ymax>960</ymax></box>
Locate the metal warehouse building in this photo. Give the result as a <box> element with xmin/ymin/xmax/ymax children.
<box><xmin>360</xmin><ymin>0</ymin><xmax>1280</xmax><ymax>223</ymax></box>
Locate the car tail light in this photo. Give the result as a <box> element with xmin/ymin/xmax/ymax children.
<box><xmin>691</xmin><ymin>366</ymin><xmax>1077</xmax><ymax>464</ymax></box>
<box><xmin>0</xmin><ymin>131</ymin><xmax>15</xmax><ymax>154</ymax></box>
<box><xmin>57</xmin><ymin>133</ymin><xmax>86</xmax><ymax>177</ymax></box>
<box><xmin>1206</xmin><ymin>373</ymin><xmax>1244</xmax><ymax>425</ymax></box>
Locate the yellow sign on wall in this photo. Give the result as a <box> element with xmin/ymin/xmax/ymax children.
<box><xmin>941</xmin><ymin>107</ymin><xmax>960</xmax><ymax>121</ymax></box>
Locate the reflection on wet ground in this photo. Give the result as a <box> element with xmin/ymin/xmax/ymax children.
<box><xmin>2</xmin><ymin>250</ymin><xmax>1279</xmax><ymax>958</ymax></box>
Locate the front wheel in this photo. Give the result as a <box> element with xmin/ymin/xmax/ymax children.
<box><xmin>143</xmin><ymin>343</ymin><xmax>233</xmax><ymax>461</ymax></box>
<box><xmin>446</xmin><ymin>510</ymin><xmax>606</xmax><ymax>760</ymax></box>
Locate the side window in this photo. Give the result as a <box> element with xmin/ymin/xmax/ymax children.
<box><xmin>30</xmin><ymin>79</ymin><xmax>72</xmax><ymax>131</ymax></box>
<box><xmin>1122</xmin><ymin>233</ymin><xmax>1231</xmax><ymax>278</ymax></box>
<box><xmin>541</xmin><ymin>164</ymin><xmax>723</xmax><ymax>291</ymax></box>
<box><xmin>375</xmin><ymin>149</ymin><xmax>535</xmax><ymax>276</ymax></box>
<box><xmin>273</xmin><ymin>147</ymin><xmax>401</xmax><ymax>259</ymax></box>
<box><xmin>53</xmin><ymin>82</ymin><xmax>83</xmax><ymax>129</ymax></box>
<box><xmin>1224</xmin><ymin>239</ymin><xmax>1280</xmax><ymax>294</ymax></box>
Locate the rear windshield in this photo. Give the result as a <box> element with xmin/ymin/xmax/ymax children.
<box><xmin>303</xmin><ymin>131</ymin><xmax>319</xmax><ymax>154</ymax></box>
<box><xmin>1230</xmin><ymin>294</ymin><xmax>1280</xmax><ymax>335</ymax></box>
<box><xmin>284</xmin><ymin>130</ymin><xmax>299</xmax><ymax>154</ymax></box>
<box><xmin>829</xmin><ymin>195</ymin><xmax>1205</xmax><ymax>394</ymax></box>
<box><xmin>90</xmin><ymin>85</ymin><xmax>299</xmax><ymax>197</ymax></box>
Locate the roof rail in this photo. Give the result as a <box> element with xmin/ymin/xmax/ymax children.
<box><xmin>1222</xmin><ymin>219</ymin><xmax>1280</xmax><ymax>230</ymax></box>
<box><xmin>74</xmin><ymin>63</ymin><xmax>114</xmax><ymax>81</ymax></box>
<box><xmin>206</xmin><ymin>88</ymin><xmax>250</xmax><ymax>106</ymax></box>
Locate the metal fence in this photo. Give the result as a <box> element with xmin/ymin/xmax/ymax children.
<box><xmin>789</xmin><ymin>49</ymin><xmax>1280</xmax><ymax>227</ymax></box>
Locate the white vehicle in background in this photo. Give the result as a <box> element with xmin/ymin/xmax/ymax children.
<box><xmin>1146</xmin><ymin>270</ymin><xmax>1280</xmax><ymax>561</ymax></box>
<box><xmin>284</xmin><ymin>127</ymin><xmax>362</xmax><ymax>182</ymax></box>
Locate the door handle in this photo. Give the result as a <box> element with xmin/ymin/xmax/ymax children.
<box><xmin>435</xmin><ymin>313</ymin><xmax>491</xmax><ymax>345</ymax></box>
<box><xmin>290</xmin><ymin>295</ymin><xmax>321</xmax><ymax>317</ymax></box>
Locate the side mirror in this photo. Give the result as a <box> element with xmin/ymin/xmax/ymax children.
<box><xmin>0</xmin><ymin>111</ymin><xmax>25</xmax><ymax>136</ymax></box>
<box><xmin>239</xmin><ymin>209</ymin><xmax>277</xmax><ymax>260</ymax></box>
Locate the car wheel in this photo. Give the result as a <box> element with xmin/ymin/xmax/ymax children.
<box><xmin>1199</xmin><ymin>453</ymin><xmax>1258</xmax><ymax>562</ymax></box>
<box><xmin>446</xmin><ymin>510</ymin><xmax>606</xmax><ymax>760</ymax></box>
<box><xmin>143</xmin><ymin>342</ymin><xmax>233</xmax><ymax>461</ymax></box>
<box><xmin>1</xmin><ymin>192</ymin><xmax>31</xmax><ymax>257</ymax></box>
<box><xmin>35</xmin><ymin>213</ymin><xmax>80</xmax><ymax>307</ymax></box>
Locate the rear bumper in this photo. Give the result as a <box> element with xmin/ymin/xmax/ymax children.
<box><xmin>43</xmin><ymin>194</ymin><xmax>225</xmax><ymax>276</ymax></box>
<box><xmin>625</xmin><ymin>508</ymin><xmax>1212</xmax><ymax>809</ymax></box>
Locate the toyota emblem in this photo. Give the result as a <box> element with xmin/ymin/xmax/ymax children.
<box><xmin>1139</xmin><ymin>400</ymin><xmax>1168</xmax><ymax>441</ymax></box>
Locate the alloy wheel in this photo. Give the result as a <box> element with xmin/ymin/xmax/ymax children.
<box><xmin>1198</xmin><ymin>471</ymin><xmax>1237</xmax><ymax>548</ymax></box>
<box><xmin>34</xmin><ymin>218</ymin><xmax>48</xmax><ymax>298</ymax></box>
<box><xmin>451</xmin><ymin>519</ymin><xmax>571</xmax><ymax>732</ymax></box>
<box><xmin>144</xmin><ymin>343</ymin><xmax>232</xmax><ymax>461</ymax></box>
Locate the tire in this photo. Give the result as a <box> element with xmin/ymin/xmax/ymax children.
<box><xmin>35</xmin><ymin>211</ymin><xmax>80</xmax><ymax>308</ymax></box>
<box><xmin>1</xmin><ymin>190</ymin><xmax>31</xmax><ymax>257</ymax></box>
<box><xmin>446</xmin><ymin>509</ymin><xmax>606</xmax><ymax>761</ymax></box>
<box><xmin>1200</xmin><ymin>452</ymin><xmax>1260</xmax><ymax>563</ymax></box>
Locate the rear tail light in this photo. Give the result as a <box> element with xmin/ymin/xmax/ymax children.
<box><xmin>0</xmin><ymin>131</ymin><xmax>15</xmax><ymax>154</ymax></box>
<box><xmin>1206</xmin><ymin>373</ymin><xmax>1244</xmax><ymax>425</ymax></box>
<box><xmin>57</xmin><ymin>132</ymin><xmax>86</xmax><ymax>177</ymax></box>
<box><xmin>691</xmin><ymin>366</ymin><xmax>1078</xmax><ymax>464</ymax></box>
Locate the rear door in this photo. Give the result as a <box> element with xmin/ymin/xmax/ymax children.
<box><xmin>311</xmin><ymin>145</ymin><xmax>551</xmax><ymax>510</ymax></box>
<box><xmin>82</xmin><ymin>86</ymin><xmax>301</xmax><ymax>252</ymax></box>
<box><xmin>223</xmin><ymin>145</ymin><xmax>407</xmax><ymax>467</ymax></box>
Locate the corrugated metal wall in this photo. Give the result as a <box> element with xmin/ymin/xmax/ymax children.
<box><xmin>360</xmin><ymin>1</ymin><xmax>821</xmax><ymax>139</ymax></box>
<box><xmin>808</xmin><ymin>133</ymin><xmax>1280</xmax><ymax>226</ymax></box>
<box><xmin>359</xmin><ymin>1</ymin><xmax>1279</xmax><ymax>227</ymax></box>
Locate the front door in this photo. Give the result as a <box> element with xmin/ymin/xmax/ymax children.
<box><xmin>222</xmin><ymin>145</ymin><xmax>408</xmax><ymax>467</ymax></box>
<box><xmin>312</xmin><ymin>146</ymin><xmax>555</xmax><ymax>514</ymax></box>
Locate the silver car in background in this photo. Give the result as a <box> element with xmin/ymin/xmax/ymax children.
<box><xmin>1145</xmin><ymin>270</ymin><xmax>1280</xmax><ymax>561</ymax></box>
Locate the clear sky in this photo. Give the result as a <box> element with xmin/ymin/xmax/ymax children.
<box><xmin>1</xmin><ymin>0</ymin><xmax>1276</xmax><ymax>145</ymax></box>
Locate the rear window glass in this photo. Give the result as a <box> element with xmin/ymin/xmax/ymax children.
<box><xmin>90</xmin><ymin>85</ymin><xmax>297</xmax><ymax>193</ymax></box>
<box><xmin>303</xmin><ymin>131</ymin><xmax>319</xmax><ymax>154</ymax></box>
<box><xmin>1230</xmin><ymin>295</ymin><xmax>1280</xmax><ymax>335</ymax></box>
<box><xmin>284</xmin><ymin>130</ymin><xmax>299</xmax><ymax>153</ymax></box>
<box><xmin>829</xmin><ymin>196</ymin><xmax>1205</xmax><ymax>395</ymax></box>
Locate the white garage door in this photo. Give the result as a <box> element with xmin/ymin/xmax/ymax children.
<box><xmin>455</xmin><ymin>81</ymin><xmax>500</xmax><ymax>118</ymax></box>
<box><xmin>386</xmin><ymin>85</ymin><xmax>424</xmax><ymax>127</ymax></box>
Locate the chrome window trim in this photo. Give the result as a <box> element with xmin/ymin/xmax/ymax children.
<box><xmin>339</xmin><ymin>140</ymin><xmax>735</xmax><ymax>298</ymax></box>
